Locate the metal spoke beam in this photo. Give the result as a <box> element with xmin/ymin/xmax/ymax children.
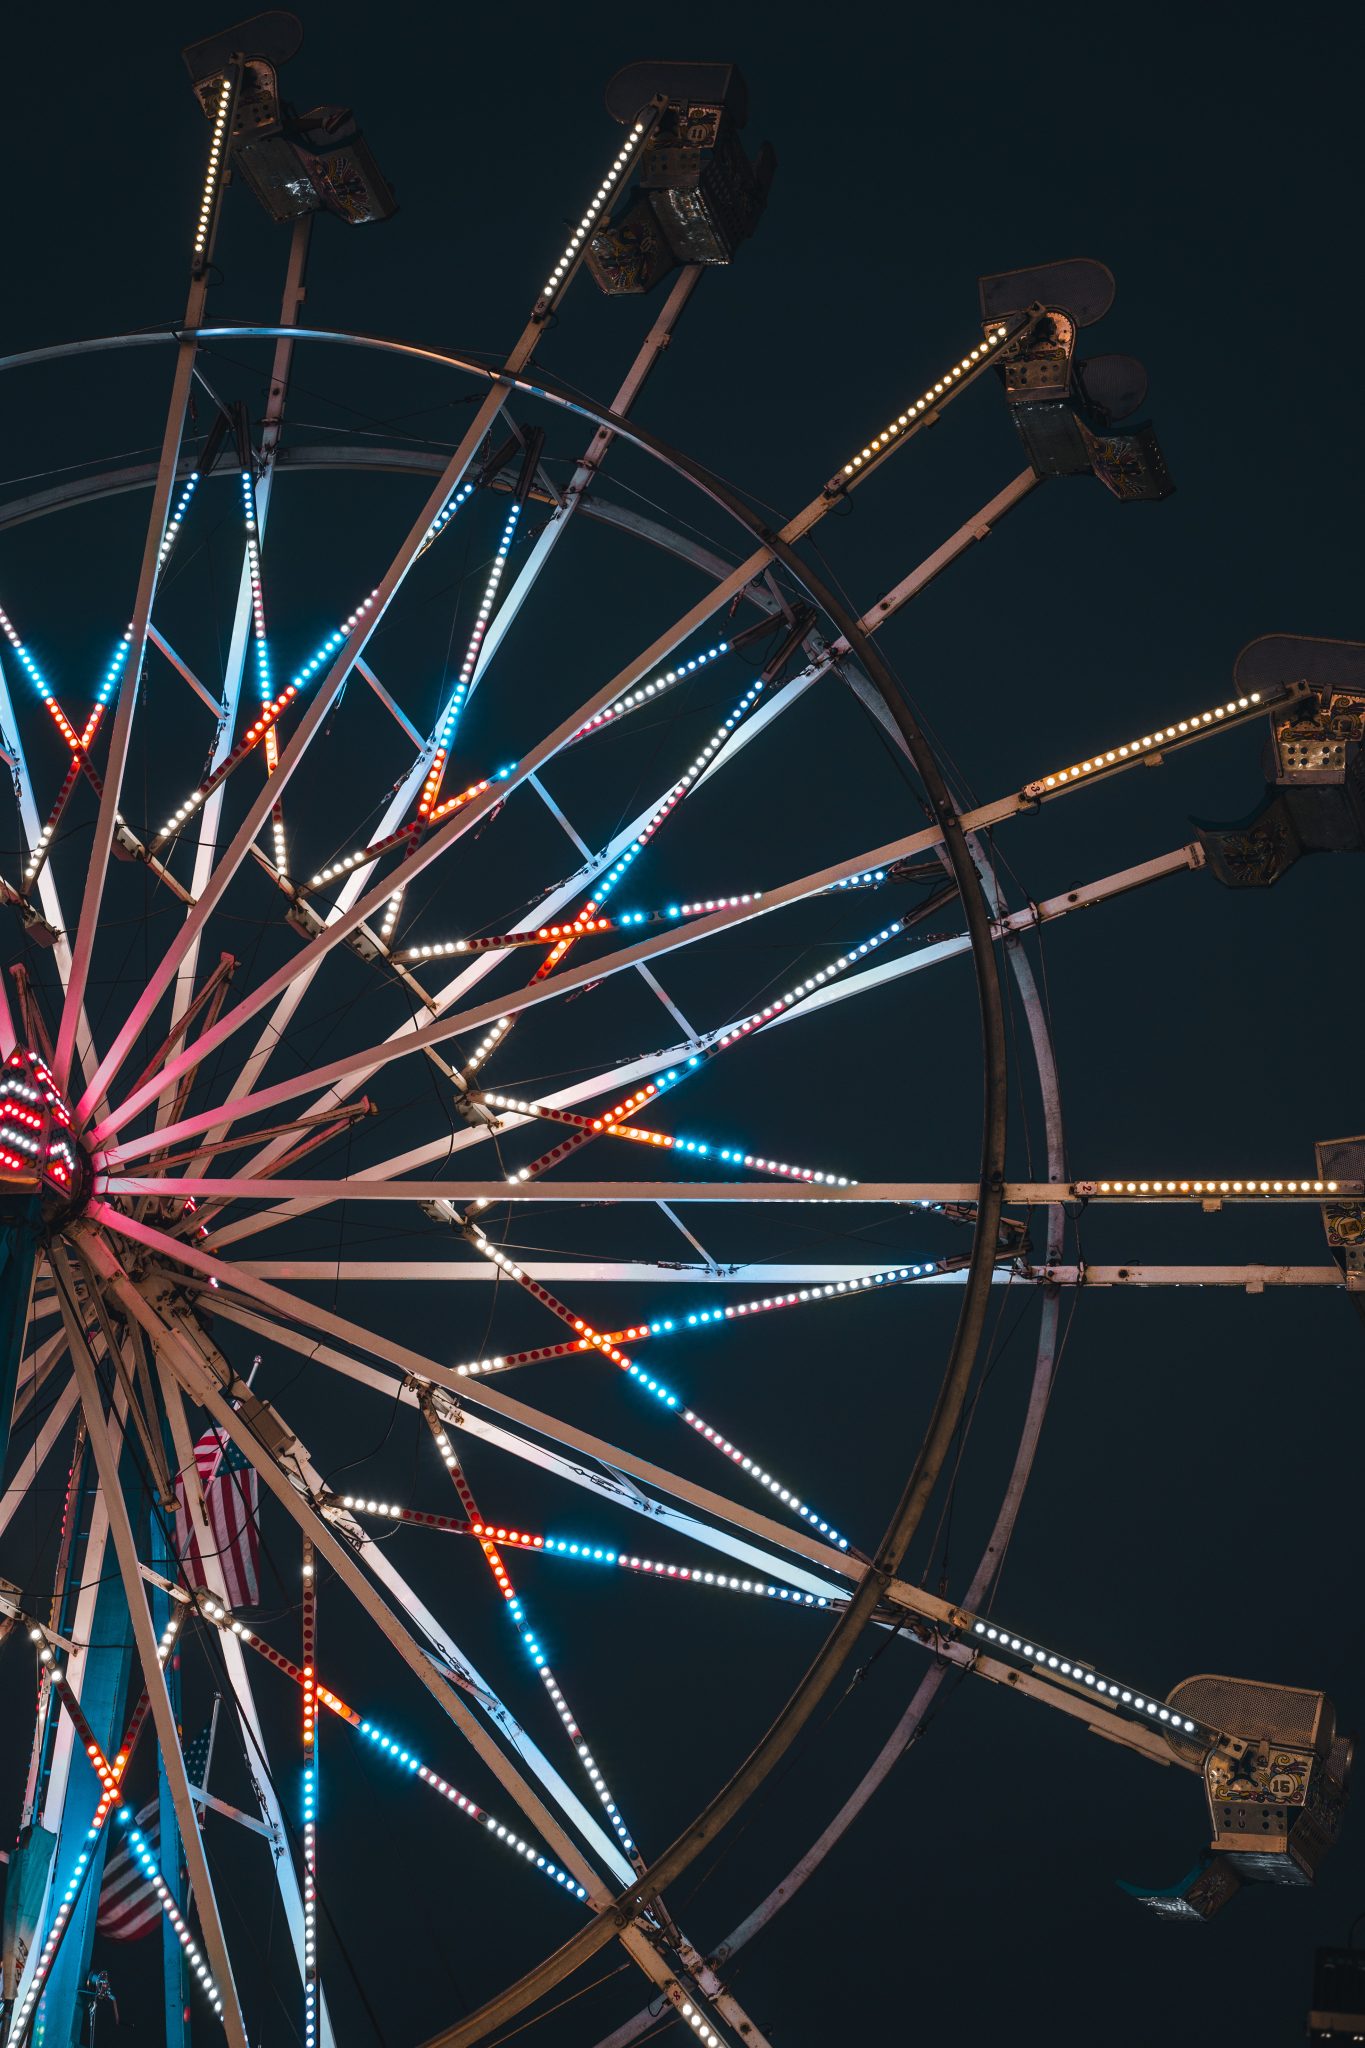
<box><xmin>154</xmin><ymin>1350</ymin><xmax>335</xmax><ymax>2045</ymax></box>
<box><xmin>53</xmin><ymin>1252</ymin><xmax>249</xmax><ymax>2046</ymax></box>
<box><xmin>81</xmin><ymin>1236</ymin><xmax>623</xmax><ymax>1904</ymax></box>
<box><xmin>211</xmin><ymin>1297</ymin><xmax>849</xmax><ymax>1603</ymax></box>
<box><xmin>91</xmin><ymin>826</ymin><xmax>1212</xmax><ymax>1173</ymax></box>
<box><xmin>88</xmin><ymin>329</ymin><xmax>1029</xmax><ymax>1147</ymax></box>
<box><xmin>157</xmin><ymin>1302</ymin><xmax>633</xmax><ymax>1887</ymax></box>
<box><xmin>95</xmin><ymin>1178</ymin><xmax>1356</xmax><ymax>1205</ymax></box>
<box><xmin>84</xmin><ymin>1210</ymin><xmax>859</xmax><ymax>1588</ymax></box>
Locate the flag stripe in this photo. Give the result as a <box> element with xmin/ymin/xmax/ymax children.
<box><xmin>98</xmin><ymin>1799</ymin><xmax>160</xmax><ymax>1941</ymax></box>
<box><xmin>174</xmin><ymin>1427</ymin><xmax>259</xmax><ymax>1607</ymax></box>
<box><xmin>97</xmin><ymin>1731</ymin><xmax>214</xmax><ymax>1942</ymax></box>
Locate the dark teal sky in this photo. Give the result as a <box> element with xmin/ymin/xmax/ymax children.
<box><xmin>2</xmin><ymin>5</ymin><xmax>1363</xmax><ymax>2046</ymax></box>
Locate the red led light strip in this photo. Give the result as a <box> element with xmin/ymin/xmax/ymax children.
<box><xmin>151</xmin><ymin>683</ymin><xmax>302</xmax><ymax>851</ymax></box>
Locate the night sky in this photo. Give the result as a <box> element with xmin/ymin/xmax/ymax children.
<box><xmin>3</xmin><ymin>4</ymin><xmax>1364</xmax><ymax>2046</ymax></box>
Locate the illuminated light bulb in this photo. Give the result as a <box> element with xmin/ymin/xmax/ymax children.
<box><xmin>1024</xmin><ymin>691</ymin><xmax>1265</xmax><ymax>799</ymax></box>
<box><xmin>538</xmin><ymin>119</ymin><xmax>650</xmax><ymax>310</ymax></box>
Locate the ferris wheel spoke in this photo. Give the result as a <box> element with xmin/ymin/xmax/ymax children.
<box><xmin>12</xmin><ymin>1322</ymin><xmax>68</xmax><ymax>1421</ymax></box>
<box><xmin>52</xmin><ymin>1251</ymin><xmax>249</xmax><ymax>2046</ymax></box>
<box><xmin>210</xmin><ymin>492</ymin><xmax>979</xmax><ymax>1202</ymax></box>
<box><xmin>52</xmin><ymin>65</ymin><xmax>245</xmax><ymax>1091</ymax></box>
<box><xmin>0</xmin><ymin>1378</ymin><xmax>79</xmax><ymax>1540</ymax></box>
<box><xmin>217</xmin><ymin>1301</ymin><xmax>849</xmax><ymax>1607</ymax></box>
<box><xmin>86</xmin><ymin>1238</ymin><xmax>629</xmax><ymax>1900</ymax></box>
<box><xmin>153</xmin><ymin>1354</ymin><xmax>336</xmax><ymax>2043</ymax></box>
<box><xmin>468</xmin><ymin>267</ymin><xmax>703</xmax><ymax>708</ymax></box>
<box><xmin>88</xmin><ymin>310</ymin><xmax>1036</xmax><ymax>1149</ymax></box>
<box><xmin>76</xmin><ymin>379</ymin><xmax>532</xmax><ymax>1131</ymax></box>
<box><xmin>234</xmin><ymin>1259</ymin><xmax>969</xmax><ymax>1284</ymax></box>
<box><xmin>169</xmin><ymin>1298</ymin><xmax>636</xmax><ymax>1885</ymax></box>
<box><xmin>88</xmin><ymin>1217</ymin><xmax>858</xmax><ymax>1597</ymax></box>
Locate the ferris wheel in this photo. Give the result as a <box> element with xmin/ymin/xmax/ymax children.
<box><xmin>0</xmin><ymin>16</ymin><xmax>1361</xmax><ymax>2048</ymax></box>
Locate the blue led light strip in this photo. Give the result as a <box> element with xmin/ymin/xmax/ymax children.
<box><xmin>351</xmin><ymin>1714</ymin><xmax>588</xmax><ymax>1898</ymax></box>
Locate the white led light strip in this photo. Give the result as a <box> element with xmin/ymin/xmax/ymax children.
<box><xmin>193</xmin><ymin>76</ymin><xmax>233</xmax><ymax>263</ymax></box>
<box><xmin>536</xmin><ymin>120</ymin><xmax>649</xmax><ymax>314</ymax></box>
<box><xmin>679</xmin><ymin>2001</ymin><xmax>724</xmax><ymax>2047</ymax></box>
<box><xmin>1086</xmin><ymin>1176</ymin><xmax>1343</xmax><ymax>1197</ymax></box>
<box><xmin>157</xmin><ymin>472</ymin><xmax>201</xmax><ymax>573</ymax></box>
<box><xmin>714</xmin><ymin>918</ymin><xmax>908</xmax><ymax>1049</ymax></box>
<box><xmin>124</xmin><ymin>1818</ymin><xmax>228</xmax><ymax>2021</ymax></box>
<box><xmin>538</xmin><ymin>1539</ymin><xmax>831</xmax><ymax>1605</ymax></box>
<box><xmin>1023</xmin><ymin>692</ymin><xmax>1266</xmax><ymax>797</ymax></box>
<box><xmin>448</xmin><ymin>1263</ymin><xmax>930</xmax><ymax>1380</ymax></box>
<box><xmin>330</xmin><ymin>1502</ymin><xmax>832</xmax><ymax>1607</ymax></box>
<box><xmin>577</xmin><ymin>678</ymin><xmax>768</xmax><ymax>919</ymax></box>
<box><xmin>836</xmin><ymin>327</ymin><xmax>1009</xmax><ymax>481</ymax></box>
<box><xmin>571</xmin><ymin>640</ymin><xmax>730</xmax><ymax>740</ymax></box>
<box><xmin>153</xmin><ymin>594</ymin><xmax>379</xmax><ymax>848</ymax></box>
<box><xmin>969</xmin><ymin>1620</ymin><xmax>1205</xmax><ymax>1737</ymax></box>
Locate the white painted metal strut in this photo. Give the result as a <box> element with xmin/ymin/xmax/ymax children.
<box><xmin>0</xmin><ymin>1379</ymin><xmax>80</xmax><ymax>1538</ymax></box>
<box><xmin>53</xmin><ymin>77</ymin><xmax>241</xmax><ymax>1089</ymax></box>
<box><xmin>211</xmin><ymin>1259</ymin><xmax>1355</xmax><ymax>1291</ymax></box>
<box><xmin>157</xmin><ymin>1302</ymin><xmax>634</xmax><ymax>1888</ymax></box>
<box><xmin>168</xmin><ymin>215</ymin><xmax>312</xmax><ymax>1039</ymax></box>
<box><xmin>467</xmin><ymin>264</ymin><xmax>703</xmax><ymax>702</ymax></box>
<box><xmin>95</xmin><ymin>1178</ymin><xmax>1358</xmax><ymax>1206</ymax></box>
<box><xmin>85</xmin><ymin>1210</ymin><xmax>858</xmax><ymax>1589</ymax></box>
<box><xmin>0</xmin><ymin>649</ymin><xmax>100</xmax><ymax>1086</ymax></box>
<box><xmin>54</xmin><ymin>1255</ymin><xmax>249</xmax><ymax>2047</ymax></box>
<box><xmin>154</xmin><ymin>1345</ymin><xmax>336</xmax><ymax>2047</ymax></box>
<box><xmin>87</xmin><ymin>324</ymin><xmax>1025</xmax><ymax>1146</ymax></box>
<box><xmin>212</xmin><ymin>1298</ymin><xmax>849</xmax><ymax>1603</ymax></box>
<box><xmin>86</xmin><ymin>1238</ymin><xmax>767</xmax><ymax>2045</ymax></box>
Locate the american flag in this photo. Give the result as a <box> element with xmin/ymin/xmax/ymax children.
<box><xmin>97</xmin><ymin>1725</ymin><xmax>214</xmax><ymax>1942</ymax></box>
<box><xmin>174</xmin><ymin>1428</ymin><xmax>260</xmax><ymax>1608</ymax></box>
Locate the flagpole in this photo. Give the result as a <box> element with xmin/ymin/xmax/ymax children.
<box><xmin>201</xmin><ymin>1694</ymin><xmax>223</xmax><ymax>1789</ymax></box>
